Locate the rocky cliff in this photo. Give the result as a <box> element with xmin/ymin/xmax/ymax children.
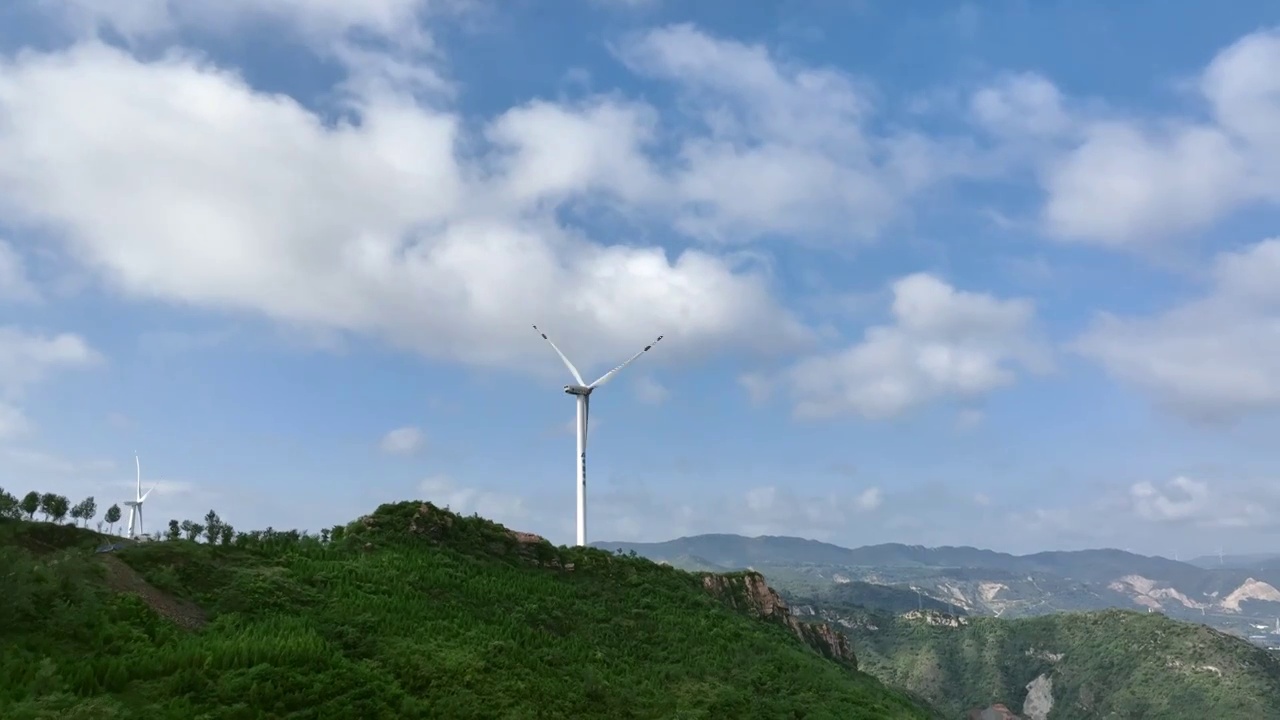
<box><xmin>699</xmin><ymin>571</ymin><xmax>858</xmax><ymax>668</ymax></box>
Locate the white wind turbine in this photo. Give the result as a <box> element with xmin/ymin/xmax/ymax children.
<box><xmin>123</xmin><ymin>453</ymin><xmax>156</xmax><ymax>539</ymax></box>
<box><xmin>533</xmin><ymin>325</ymin><xmax>663</xmax><ymax>547</ymax></box>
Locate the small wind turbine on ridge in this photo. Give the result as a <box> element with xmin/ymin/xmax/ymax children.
<box><xmin>533</xmin><ymin>325</ymin><xmax>663</xmax><ymax>547</ymax></box>
<box><xmin>123</xmin><ymin>453</ymin><xmax>157</xmax><ymax>539</ymax></box>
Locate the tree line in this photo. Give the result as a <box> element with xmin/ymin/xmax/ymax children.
<box><xmin>0</xmin><ymin>487</ymin><xmax>121</xmax><ymax>532</ymax></box>
<box><xmin>0</xmin><ymin>485</ymin><xmax>353</xmax><ymax>550</ymax></box>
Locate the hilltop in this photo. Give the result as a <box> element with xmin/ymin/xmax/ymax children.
<box><xmin>792</xmin><ymin>599</ymin><xmax>1280</xmax><ymax>720</ymax></box>
<box><xmin>0</xmin><ymin>505</ymin><xmax>933</xmax><ymax>719</ymax></box>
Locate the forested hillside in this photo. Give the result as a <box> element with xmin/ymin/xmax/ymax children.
<box><xmin>794</xmin><ymin>600</ymin><xmax>1280</xmax><ymax>719</ymax></box>
<box><xmin>0</xmin><ymin>501</ymin><xmax>934</xmax><ymax>719</ymax></box>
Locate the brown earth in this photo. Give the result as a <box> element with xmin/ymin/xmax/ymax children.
<box><xmin>98</xmin><ymin>554</ymin><xmax>208</xmax><ymax>631</ymax></box>
<box><xmin>968</xmin><ymin>703</ymin><xmax>1022</xmax><ymax>720</ymax></box>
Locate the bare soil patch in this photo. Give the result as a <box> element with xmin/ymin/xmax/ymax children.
<box><xmin>99</xmin><ymin>554</ymin><xmax>208</xmax><ymax>631</ymax></box>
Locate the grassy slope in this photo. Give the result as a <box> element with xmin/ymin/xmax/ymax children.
<box><xmin>807</xmin><ymin>601</ymin><xmax>1280</xmax><ymax>719</ymax></box>
<box><xmin>0</xmin><ymin>506</ymin><xmax>934</xmax><ymax>720</ymax></box>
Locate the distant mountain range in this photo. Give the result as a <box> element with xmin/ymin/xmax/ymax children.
<box><xmin>595</xmin><ymin>535</ymin><xmax>1280</xmax><ymax>640</ymax></box>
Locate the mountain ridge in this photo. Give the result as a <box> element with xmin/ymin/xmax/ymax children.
<box><xmin>0</xmin><ymin>507</ymin><xmax>936</xmax><ymax>718</ymax></box>
<box><xmin>596</xmin><ymin>534</ymin><xmax>1280</xmax><ymax>642</ymax></box>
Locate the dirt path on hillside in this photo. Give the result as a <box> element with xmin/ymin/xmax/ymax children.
<box><xmin>99</xmin><ymin>555</ymin><xmax>208</xmax><ymax>631</ymax></box>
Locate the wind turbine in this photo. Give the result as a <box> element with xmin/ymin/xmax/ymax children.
<box><xmin>533</xmin><ymin>325</ymin><xmax>663</xmax><ymax>547</ymax></box>
<box><xmin>123</xmin><ymin>453</ymin><xmax>156</xmax><ymax>539</ymax></box>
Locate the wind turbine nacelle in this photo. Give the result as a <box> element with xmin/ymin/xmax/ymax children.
<box><xmin>564</xmin><ymin>385</ymin><xmax>592</xmax><ymax>396</ymax></box>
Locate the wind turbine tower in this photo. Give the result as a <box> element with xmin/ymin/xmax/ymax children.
<box><xmin>123</xmin><ymin>453</ymin><xmax>156</xmax><ymax>539</ymax></box>
<box><xmin>533</xmin><ymin>325</ymin><xmax>663</xmax><ymax>547</ymax></box>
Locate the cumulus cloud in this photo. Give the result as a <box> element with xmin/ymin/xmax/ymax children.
<box><xmin>380</xmin><ymin>426</ymin><xmax>425</xmax><ymax>455</ymax></box>
<box><xmin>418</xmin><ymin>474</ymin><xmax>527</xmax><ymax>525</ymax></box>
<box><xmin>776</xmin><ymin>274</ymin><xmax>1049</xmax><ymax>420</ymax></box>
<box><xmin>1130</xmin><ymin>476</ymin><xmax>1272</xmax><ymax>529</ymax></box>
<box><xmin>0</xmin><ymin>326</ymin><xmax>100</xmax><ymax>439</ymax></box>
<box><xmin>1038</xmin><ymin>28</ymin><xmax>1280</xmax><ymax>246</ymax></box>
<box><xmin>0</xmin><ymin>326</ymin><xmax>101</xmax><ymax>397</ymax></box>
<box><xmin>615</xmin><ymin>24</ymin><xmax>976</xmax><ymax>243</ymax></box>
<box><xmin>38</xmin><ymin>0</ymin><xmax>453</xmax><ymax>49</ymax></box>
<box><xmin>1074</xmin><ymin>239</ymin><xmax>1280</xmax><ymax>422</ymax></box>
<box><xmin>970</xmin><ymin>72</ymin><xmax>1072</xmax><ymax>141</ymax></box>
<box><xmin>0</xmin><ymin>41</ymin><xmax>809</xmax><ymax>373</ymax></box>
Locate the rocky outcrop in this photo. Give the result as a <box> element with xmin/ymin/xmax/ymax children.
<box><xmin>700</xmin><ymin>571</ymin><xmax>857</xmax><ymax>668</ymax></box>
<box><xmin>968</xmin><ymin>704</ymin><xmax>1021</xmax><ymax>720</ymax></box>
<box><xmin>1022</xmin><ymin>674</ymin><xmax>1054</xmax><ymax>720</ymax></box>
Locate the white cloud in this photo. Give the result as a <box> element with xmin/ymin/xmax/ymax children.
<box><xmin>970</xmin><ymin>72</ymin><xmax>1071</xmax><ymax>141</ymax></box>
<box><xmin>632</xmin><ymin>375</ymin><xmax>669</xmax><ymax>405</ymax></box>
<box><xmin>1043</xmin><ymin>122</ymin><xmax>1249</xmax><ymax>246</ymax></box>
<box><xmin>418</xmin><ymin>474</ymin><xmax>527</xmax><ymax>525</ymax></box>
<box><xmin>1075</xmin><ymin>238</ymin><xmax>1280</xmax><ymax>421</ymax></box>
<box><xmin>486</xmin><ymin>97</ymin><xmax>664</xmax><ymax>208</ymax></box>
<box><xmin>1131</xmin><ymin>476</ymin><xmax>1210</xmax><ymax>522</ymax></box>
<box><xmin>1130</xmin><ymin>476</ymin><xmax>1273</xmax><ymax>529</ymax></box>
<box><xmin>615</xmin><ymin>24</ymin><xmax>974</xmax><ymax>243</ymax></box>
<box><xmin>0</xmin><ymin>326</ymin><xmax>101</xmax><ymax>397</ymax></box>
<box><xmin>777</xmin><ymin>274</ymin><xmax>1049</xmax><ymax>420</ymax></box>
<box><xmin>380</xmin><ymin>426</ymin><xmax>425</xmax><ymax>455</ymax></box>
<box><xmin>0</xmin><ymin>41</ymin><xmax>809</xmax><ymax>373</ymax></box>
<box><xmin>855</xmin><ymin>486</ymin><xmax>882</xmax><ymax>511</ymax></box>
<box><xmin>41</xmin><ymin>0</ymin><xmax>452</xmax><ymax>49</ymax></box>
<box><xmin>0</xmin><ymin>326</ymin><xmax>100</xmax><ymax>439</ymax></box>
<box><xmin>0</xmin><ymin>402</ymin><xmax>31</xmax><ymax>439</ymax></box>
<box><xmin>0</xmin><ymin>240</ymin><xmax>39</xmax><ymax>302</ymax></box>
<box><xmin>1039</xmin><ymin>28</ymin><xmax>1280</xmax><ymax>246</ymax></box>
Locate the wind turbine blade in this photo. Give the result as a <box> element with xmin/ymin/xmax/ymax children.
<box><xmin>140</xmin><ymin>484</ymin><xmax>157</xmax><ymax>503</ymax></box>
<box><xmin>588</xmin><ymin>335</ymin><xmax>664</xmax><ymax>389</ymax></box>
<box><xmin>582</xmin><ymin>394</ymin><xmax>590</xmax><ymax>453</ymax></box>
<box><xmin>532</xmin><ymin>325</ymin><xmax>585</xmax><ymax>385</ymax></box>
<box><xmin>135</xmin><ymin>453</ymin><xmax>141</xmax><ymax>497</ymax></box>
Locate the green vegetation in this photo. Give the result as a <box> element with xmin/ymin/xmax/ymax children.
<box><xmin>0</xmin><ymin>498</ymin><xmax>933</xmax><ymax>719</ymax></box>
<box><xmin>800</xmin><ymin>600</ymin><xmax>1280</xmax><ymax>720</ymax></box>
<box><xmin>794</xmin><ymin>581</ymin><xmax>967</xmax><ymax>617</ymax></box>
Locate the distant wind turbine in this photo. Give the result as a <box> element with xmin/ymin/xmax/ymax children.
<box><xmin>123</xmin><ymin>453</ymin><xmax>156</xmax><ymax>539</ymax></box>
<box><xmin>533</xmin><ymin>325</ymin><xmax>663</xmax><ymax>547</ymax></box>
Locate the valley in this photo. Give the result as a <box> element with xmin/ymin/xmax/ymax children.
<box><xmin>596</xmin><ymin>536</ymin><xmax>1280</xmax><ymax>651</ymax></box>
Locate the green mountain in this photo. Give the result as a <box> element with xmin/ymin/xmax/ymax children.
<box><xmin>795</xmin><ymin>580</ymin><xmax>968</xmax><ymax>617</ymax></box>
<box><xmin>599</xmin><ymin>535</ymin><xmax>1280</xmax><ymax>639</ymax></box>
<box><xmin>792</xmin><ymin>599</ymin><xmax>1280</xmax><ymax>720</ymax></box>
<box><xmin>0</xmin><ymin>506</ymin><xmax>934</xmax><ymax>719</ymax></box>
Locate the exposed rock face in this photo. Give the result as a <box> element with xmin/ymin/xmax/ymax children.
<box><xmin>700</xmin><ymin>572</ymin><xmax>857</xmax><ymax>668</ymax></box>
<box><xmin>902</xmin><ymin>609</ymin><xmax>968</xmax><ymax>627</ymax></box>
<box><xmin>508</xmin><ymin>530</ymin><xmax>546</xmax><ymax>545</ymax></box>
<box><xmin>968</xmin><ymin>704</ymin><xmax>1021</xmax><ymax>720</ymax></box>
<box><xmin>1220</xmin><ymin>578</ymin><xmax>1280</xmax><ymax>611</ymax></box>
<box><xmin>1022</xmin><ymin>674</ymin><xmax>1054</xmax><ymax>720</ymax></box>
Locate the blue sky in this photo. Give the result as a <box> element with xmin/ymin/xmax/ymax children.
<box><xmin>2</xmin><ymin>0</ymin><xmax>1280</xmax><ymax>555</ymax></box>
